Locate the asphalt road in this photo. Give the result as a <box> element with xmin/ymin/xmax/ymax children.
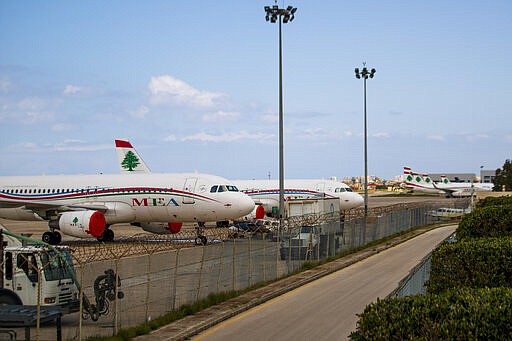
<box><xmin>192</xmin><ymin>225</ymin><xmax>456</xmax><ymax>341</ymax></box>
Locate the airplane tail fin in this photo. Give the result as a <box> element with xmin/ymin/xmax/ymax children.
<box><xmin>440</xmin><ymin>175</ymin><xmax>451</xmax><ymax>184</ymax></box>
<box><xmin>115</xmin><ymin>139</ymin><xmax>151</xmax><ymax>173</ymax></box>
<box><xmin>422</xmin><ymin>174</ymin><xmax>433</xmax><ymax>184</ymax></box>
<box><xmin>403</xmin><ymin>166</ymin><xmax>421</xmax><ymax>183</ymax></box>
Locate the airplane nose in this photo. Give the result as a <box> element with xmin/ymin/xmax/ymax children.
<box><xmin>340</xmin><ymin>193</ymin><xmax>364</xmax><ymax>209</ymax></box>
<box><xmin>238</xmin><ymin>193</ymin><xmax>255</xmax><ymax>215</ymax></box>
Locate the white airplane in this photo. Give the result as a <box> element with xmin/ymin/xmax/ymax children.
<box><xmin>115</xmin><ymin>139</ymin><xmax>364</xmax><ymax>216</ymax></box>
<box><xmin>403</xmin><ymin>166</ymin><xmax>493</xmax><ymax>197</ymax></box>
<box><xmin>0</xmin><ymin>172</ymin><xmax>255</xmax><ymax>246</ymax></box>
<box><xmin>403</xmin><ymin>167</ymin><xmax>445</xmax><ymax>195</ymax></box>
<box><xmin>232</xmin><ymin>179</ymin><xmax>364</xmax><ymax>215</ymax></box>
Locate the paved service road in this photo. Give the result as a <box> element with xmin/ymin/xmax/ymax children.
<box><xmin>193</xmin><ymin>225</ymin><xmax>456</xmax><ymax>341</ymax></box>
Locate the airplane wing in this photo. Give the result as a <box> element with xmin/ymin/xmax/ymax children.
<box><xmin>0</xmin><ymin>199</ymin><xmax>108</xmax><ymax>213</ymax></box>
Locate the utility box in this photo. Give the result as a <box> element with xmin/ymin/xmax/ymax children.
<box><xmin>285</xmin><ymin>197</ymin><xmax>340</xmax><ymax>219</ymax></box>
<box><xmin>281</xmin><ymin>198</ymin><xmax>343</xmax><ymax>260</ymax></box>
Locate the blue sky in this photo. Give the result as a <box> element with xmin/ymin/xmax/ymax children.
<box><xmin>1</xmin><ymin>1</ymin><xmax>511</xmax><ymax>180</ymax></box>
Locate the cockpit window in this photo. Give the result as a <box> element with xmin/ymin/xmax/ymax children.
<box><xmin>346</xmin><ymin>187</ymin><xmax>353</xmax><ymax>192</ymax></box>
<box><xmin>335</xmin><ymin>188</ymin><xmax>346</xmax><ymax>193</ymax></box>
<box><xmin>211</xmin><ymin>185</ymin><xmax>239</xmax><ymax>193</ymax></box>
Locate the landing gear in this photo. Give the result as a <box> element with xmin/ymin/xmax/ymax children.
<box><xmin>194</xmin><ymin>222</ymin><xmax>207</xmax><ymax>245</ymax></box>
<box><xmin>42</xmin><ymin>231</ymin><xmax>62</xmax><ymax>245</ymax></box>
<box><xmin>97</xmin><ymin>228</ymin><xmax>114</xmax><ymax>242</ymax></box>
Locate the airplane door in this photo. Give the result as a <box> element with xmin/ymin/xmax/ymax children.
<box><xmin>316</xmin><ymin>183</ymin><xmax>325</xmax><ymax>193</ymax></box>
<box><xmin>183</xmin><ymin>178</ymin><xmax>197</xmax><ymax>204</ymax></box>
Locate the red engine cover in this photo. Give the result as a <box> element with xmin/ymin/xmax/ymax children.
<box><xmin>88</xmin><ymin>211</ymin><xmax>106</xmax><ymax>237</ymax></box>
<box><xmin>168</xmin><ymin>222</ymin><xmax>182</xmax><ymax>234</ymax></box>
<box><xmin>255</xmin><ymin>205</ymin><xmax>265</xmax><ymax>219</ymax></box>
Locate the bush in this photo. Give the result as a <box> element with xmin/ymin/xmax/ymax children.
<box><xmin>350</xmin><ymin>287</ymin><xmax>512</xmax><ymax>340</ymax></box>
<box><xmin>456</xmin><ymin>205</ymin><xmax>512</xmax><ymax>240</ymax></box>
<box><xmin>476</xmin><ymin>195</ymin><xmax>512</xmax><ymax>208</ymax></box>
<box><xmin>428</xmin><ymin>238</ymin><xmax>512</xmax><ymax>294</ymax></box>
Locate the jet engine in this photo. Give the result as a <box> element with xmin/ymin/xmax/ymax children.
<box><xmin>50</xmin><ymin>210</ymin><xmax>106</xmax><ymax>238</ymax></box>
<box><xmin>135</xmin><ymin>222</ymin><xmax>183</xmax><ymax>234</ymax></box>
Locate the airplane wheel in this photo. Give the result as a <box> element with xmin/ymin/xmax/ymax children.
<box><xmin>98</xmin><ymin>229</ymin><xmax>114</xmax><ymax>242</ymax></box>
<box><xmin>195</xmin><ymin>236</ymin><xmax>205</xmax><ymax>246</ymax></box>
<box><xmin>42</xmin><ymin>232</ymin><xmax>55</xmax><ymax>244</ymax></box>
<box><xmin>105</xmin><ymin>229</ymin><xmax>114</xmax><ymax>242</ymax></box>
<box><xmin>201</xmin><ymin>236</ymin><xmax>208</xmax><ymax>245</ymax></box>
<box><xmin>53</xmin><ymin>231</ymin><xmax>62</xmax><ymax>244</ymax></box>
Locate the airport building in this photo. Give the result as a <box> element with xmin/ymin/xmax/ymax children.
<box><xmin>481</xmin><ymin>169</ymin><xmax>497</xmax><ymax>184</ymax></box>
<box><xmin>428</xmin><ymin>173</ymin><xmax>476</xmax><ymax>183</ymax></box>
<box><xmin>429</xmin><ymin>170</ymin><xmax>496</xmax><ymax>184</ymax></box>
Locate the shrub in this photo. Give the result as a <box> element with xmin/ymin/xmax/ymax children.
<box><xmin>456</xmin><ymin>205</ymin><xmax>512</xmax><ymax>240</ymax></box>
<box><xmin>350</xmin><ymin>287</ymin><xmax>512</xmax><ymax>340</ymax></box>
<box><xmin>428</xmin><ymin>237</ymin><xmax>512</xmax><ymax>294</ymax></box>
<box><xmin>476</xmin><ymin>195</ymin><xmax>512</xmax><ymax>208</ymax></box>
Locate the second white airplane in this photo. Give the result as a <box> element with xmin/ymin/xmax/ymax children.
<box><xmin>115</xmin><ymin>139</ymin><xmax>364</xmax><ymax>216</ymax></box>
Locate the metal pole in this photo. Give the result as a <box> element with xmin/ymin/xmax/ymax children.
<box><xmin>363</xmin><ymin>76</ymin><xmax>368</xmax><ymax>245</ymax></box>
<box><xmin>278</xmin><ymin>15</ymin><xmax>285</xmax><ymax>227</ymax></box>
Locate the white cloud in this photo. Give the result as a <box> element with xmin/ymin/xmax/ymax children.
<box><xmin>6</xmin><ymin>142</ymin><xmax>38</xmax><ymax>150</ymax></box>
<box><xmin>372</xmin><ymin>132</ymin><xmax>390</xmax><ymax>138</ymax></box>
<box><xmin>63</xmin><ymin>85</ymin><xmax>82</xmax><ymax>95</ymax></box>
<box><xmin>202</xmin><ymin>110</ymin><xmax>240</xmax><ymax>122</ymax></box>
<box><xmin>163</xmin><ymin>135</ymin><xmax>177</xmax><ymax>142</ymax></box>
<box><xmin>183</xmin><ymin>131</ymin><xmax>273</xmax><ymax>142</ymax></box>
<box><xmin>427</xmin><ymin>135</ymin><xmax>445</xmax><ymax>141</ymax></box>
<box><xmin>262</xmin><ymin>114</ymin><xmax>277</xmax><ymax>123</ymax></box>
<box><xmin>0</xmin><ymin>78</ymin><xmax>10</xmax><ymax>93</ymax></box>
<box><xmin>52</xmin><ymin>123</ymin><xmax>77</xmax><ymax>132</ymax></box>
<box><xmin>52</xmin><ymin>142</ymin><xmax>111</xmax><ymax>152</ymax></box>
<box><xmin>130</xmin><ymin>105</ymin><xmax>149</xmax><ymax>119</ymax></box>
<box><xmin>149</xmin><ymin>75</ymin><xmax>227</xmax><ymax>108</ymax></box>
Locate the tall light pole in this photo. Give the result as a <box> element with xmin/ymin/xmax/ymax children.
<box><xmin>264</xmin><ymin>4</ymin><xmax>297</xmax><ymax>226</ymax></box>
<box><xmin>355</xmin><ymin>64</ymin><xmax>376</xmax><ymax>244</ymax></box>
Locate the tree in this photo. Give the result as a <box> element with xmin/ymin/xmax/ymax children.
<box><xmin>493</xmin><ymin>159</ymin><xmax>512</xmax><ymax>191</ymax></box>
<box><xmin>121</xmin><ymin>151</ymin><xmax>140</xmax><ymax>171</ymax></box>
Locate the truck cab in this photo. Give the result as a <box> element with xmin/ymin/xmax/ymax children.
<box><xmin>1</xmin><ymin>245</ymin><xmax>80</xmax><ymax>314</ymax></box>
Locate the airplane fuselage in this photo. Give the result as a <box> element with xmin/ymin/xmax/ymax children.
<box><xmin>233</xmin><ymin>179</ymin><xmax>364</xmax><ymax>212</ymax></box>
<box><xmin>0</xmin><ymin>173</ymin><xmax>255</xmax><ymax>224</ymax></box>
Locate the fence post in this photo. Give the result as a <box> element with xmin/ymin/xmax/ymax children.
<box><xmin>248</xmin><ymin>235</ymin><xmax>252</xmax><ymax>287</ymax></box>
<box><xmin>172</xmin><ymin>249</ymin><xmax>179</xmax><ymax>311</ymax></box>
<box><xmin>114</xmin><ymin>259</ymin><xmax>120</xmax><ymax>335</ymax></box>
<box><xmin>145</xmin><ymin>253</ymin><xmax>151</xmax><ymax>322</ymax></box>
<box><xmin>217</xmin><ymin>242</ymin><xmax>224</xmax><ymax>292</ymax></box>
<box><xmin>232</xmin><ymin>239</ymin><xmax>236</xmax><ymax>291</ymax></box>
<box><xmin>196</xmin><ymin>245</ymin><xmax>206</xmax><ymax>302</ymax></box>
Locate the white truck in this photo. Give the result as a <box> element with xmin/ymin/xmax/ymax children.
<box><xmin>0</xmin><ymin>229</ymin><xmax>122</xmax><ymax>321</ymax></box>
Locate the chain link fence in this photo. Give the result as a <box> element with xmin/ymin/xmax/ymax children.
<box><xmin>1</xmin><ymin>198</ymin><xmax>469</xmax><ymax>340</ymax></box>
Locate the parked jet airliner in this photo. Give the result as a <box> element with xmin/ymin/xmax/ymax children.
<box><xmin>115</xmin><ymin>139</ymin><xmax>364</xmax><ymax>216</ymax></box>
<box><xmin>0</xmin><ymin>173</ymin><xmax>255</xmax><ymax>245</ymax></box>
<box><xmin>403</xmin><ymin>166</ymin><xmax>493</xmax><ymax>196</ymax></box>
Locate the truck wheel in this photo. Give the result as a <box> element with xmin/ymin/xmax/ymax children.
<box><xmin>0</xmin><ymin>291</ymin><xmax>22</xmax><ymax>305</ymax></box>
